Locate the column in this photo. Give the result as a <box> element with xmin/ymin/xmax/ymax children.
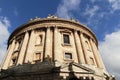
<box><xmin>25</xmin><ymin>30</ymin><xmax>35</xmax><ymax>63</ymax></box>
<box><xmin>92</xmin><ymin>40</ymin><xmax>106</xmax><ymax>69</ymax></box>
<box><xmin>1</xmin><ymin>44</ymin><xmax>12</xmax><ymax>69</ymax></box>
<box><xmin>54</xmin><ymin>27</ymin><xmax>58</xmax><ymax>61</ymax></box>
<box><xmin>89</xmin><ymin>38</ymin><xmax>100</xmax><ymax>67</ymax></box>
<box><xmin>54</xmin><ymin>27</ymin><xmax>61</xmax><ymax>66</ymax></box>
<box><xmin>17</xmin><ymin>31</ymin><xmax>29</xmax><ymax>64</ymax></box>
<box><xmin>44</xmin><ymin>27</ymin><xmax>51</xmax><ymax>59</ymax></box>
<box><xmin>80</xmin><ymin>32</ymin><xmax>90</xmax><ymax>64</ymax></box>
<box><xmin>2</xmin><ymin>38</ymin><xmax>16</xmax><ymax>69</ymax></box>
<box><xmin>74</xmin><ymin>30</ymin><xmax>85</xmax><ymax>64</ymax></box>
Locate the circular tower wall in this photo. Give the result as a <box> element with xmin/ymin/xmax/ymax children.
<box><xmin>0</xmin><ymin>16</ymin><xmax>112</xmax><ymax>80</ymax></box>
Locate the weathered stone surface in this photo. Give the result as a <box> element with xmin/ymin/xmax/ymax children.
<box><xmin>0</xmin><ymin>15</ymin><xmax>115</xmax><ymax>80</ymax></box>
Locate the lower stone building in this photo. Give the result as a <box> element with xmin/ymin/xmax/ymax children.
<box><xmin>0</xmin><ymin>15</ymin><xmax>115</xmax><ymax>80</ymax></box>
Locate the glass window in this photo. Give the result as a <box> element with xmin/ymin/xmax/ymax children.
<box><xmin>63</xmin><ymin>34</ymin><xmax>70</xmax><ymax>44</ymax></box>
<box><xmin>65</xmin><ymin>53</ymin><xmax>72</xmax><ymax>59</ymax></box>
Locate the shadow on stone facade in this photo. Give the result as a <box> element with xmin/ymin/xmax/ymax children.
<box><xmin>0</xmin><ymin>59</ymin><xmax>63</xmax><ymax>80</ymax></box>
<box><xmin>66</xmin><ymin>62</ymin><xmax>79</xmax><ymax>80</ymax></box>
<box><xmin>0</xmin><ymin>59</ymin><xmax>115</xmax><ymax>80</ymax></box>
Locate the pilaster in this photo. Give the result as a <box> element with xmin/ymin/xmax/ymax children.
<box><xmin>80</xmin><ymin>32</ymin><xmax>90</xmax><ymax>64</ymax></box>
<box><xmin>54</xmin><ymin>27</ymin><xmax>61</xmax><ymax>66</ymax></box>
<box><xmin>74</xmin><ymin>30</ymin><xmax>85</xmax><ymax>64</ymax></box>
<box><xmin>25</xmin><ymin>30</ymin><xmax>35</xmax><ymax>63</ymax></box>
<box><xmin>17</xmin><ymin>31</ymin><xmax>29</xmax><ymax>64</ymax></box>
<box><xmin>44</xmin><ymin>27</ymin><xmax>51</xmax><ymax>60</ymax></box>
<box><xmin>2</xmin><ymin>38</ymin><xmax>16</xmax><ymax>69</ymax></box>
<box><xmin>92</xmin><ymin>40</ymin><xmax>106</xmax><ymax>69</ymax></box>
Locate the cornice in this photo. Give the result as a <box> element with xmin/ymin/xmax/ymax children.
<box><xmin>8</xmin><ymin>18</ymin><xmax>98</xmax><ymax>45</ymax></box>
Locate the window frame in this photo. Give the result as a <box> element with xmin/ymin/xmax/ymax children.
<box><xmin>62</xmin><ymin>33</ymin><xmax>71</xmax><ymax>46</ymax></box>
<box><xmin>90</xmin><ymin>57</ymin><xmax>95</xmax><ymax>65</ymax></box>
<box><xmin>63</xmin><ymin>34</ymin><xmax>70</xmax><ymax>44</ymax></box>
<box><xmin>35</xmin><ymin>34</ymin><xmax>43</xmax><ymax>46</ymax></box>
<box><xmin>85</xmin><ymin>40</ymin><xmax>92</xmax><ymax>52</ymax></box>
<box><xmin>64</xmin><ymin>52</ymin><xmax>73</xmax><ymax>60</ymax></box>
<box><xmin>33</xmin><ymin>51</ymin><xmax>42</xmax><ymax>63</ymax></box>
<box><xmin>11</xmin><ymin>52</ymin><xmax>18</xmax><ymax>65</ymax></box>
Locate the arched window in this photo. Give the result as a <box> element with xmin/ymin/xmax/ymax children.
<box><xmin>85</xmin><ymin>41</ymin><xmax>91</xmax><ymax>51</ymax></box>
<box><xmin>18</xmin><ymin>40</ymin><xmax>22</xmax><ymax>50</ymax></box>
<box><xmin>14</xmin><ymin>42</ymin><xmax>19</xmax><ymax>50</ymax></box>
<box><xmin>11</xmin><ymin>52</ymin><xmax>18</xmax><ymax>65</ymax></box>
<box><xmin>90</xmin><ymin>57</ymin><xmax>94</xmax><ymax>65</ymax></box>
<box><xmin>36</xmin><ymin>35</ymin><xmax>42</xmax><ymax>45</ymax></box>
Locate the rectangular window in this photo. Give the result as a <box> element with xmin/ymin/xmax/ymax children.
<box><xmin>63</xmin><ymin>34</ymin><xmax>70</xmax><ymax>44</ymax></box>
<box><xmin>35</xmin><ymin>53</ymin><xmax>41</xmax><ymax>61</ymax></box>
<box><xmin>65</xmin><ymin>53</ymin><xmax>72</xmax><ymax>59</ymax></box>
<box><xmin>90</xmin><ymin>57</ymin><xmax>94</xmax><ymax>65</ymax></box>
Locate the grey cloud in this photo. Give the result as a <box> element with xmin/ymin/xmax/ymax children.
<box><xmin>99</xmin><ymin>30</ymin><xmax>120</xmax><ymax>80</ymax></box>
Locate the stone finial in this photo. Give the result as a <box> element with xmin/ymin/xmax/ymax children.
<box><xmin>30</xmin><ymin>18</ymin><xmax>33</xmax><ymax>21</ymax></box>
<box><xmin>47</xmin><ymin>14</ymin><xmax>51</xmax><ymax>18</ymax></box>
<box><xmin>47</xmin><ymin>14</ymin><xmax>58</xmax><ymax>18</ymax></box>
<box><xmin>70</xmin><ymin>18</ymin><xmax>78</xmax><ymax>22</ymax></box>
<box><xmin>71</xmin><ymin>17</ymin><xmax>75</xmax><ymax>21</ymax></box>
<box><xmin>34</xmin><ymin>16</ymin><xmax>41</xmax><ymax>20</ymax></box>
<box><xmin>53</xmin><ymin>14</ymin><xmax>58</xmax><ymax>18</ymax></box>
<box><xmin>35</xmin><ymin>16</ymin><xmax>38</xmax><ymax>19</ymax></box>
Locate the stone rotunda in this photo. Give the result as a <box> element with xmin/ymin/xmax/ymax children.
<box><xmin>0</xmin><ymin>15</ymin><xmax>115</xmax><ymax>80</ymax></box>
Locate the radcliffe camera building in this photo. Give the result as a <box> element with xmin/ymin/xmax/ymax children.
<box><xmin>0</xmin><ymin>15</ymin><xmax>115</xmax><ymax>80</ymax></box>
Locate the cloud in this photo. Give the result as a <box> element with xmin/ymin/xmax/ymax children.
<box><xmin>82</xmin><ymin>5</ymin><xmax>102</xmax><ymax>31</ymax></box>
<box><xmin>84</xmin><ymin>5</ymin><xmax>99</xmax><ymax>18</ymax></box>
<box><xmin>99</xmin><ymin>30</ymin><xmax>120</xmax><ymax>79</ymax></box>
<box><xmin>108</xmin><ymin>0</ymin><xmax>120</xmax><ymax>10</ymax></box>
<box><xmin>56</xmin><ymin>0</ymin><xmax>80</xmax><ymax>18</ymax></box>
<box><xmin>90</xmin><ymin>0</ymin><xmax>95</xmax><ymax>3</ymax></box>
<box><xmin>0</xmin><ymin>16</ymin><xmax>10</xmax><ymax>64</ymax></box>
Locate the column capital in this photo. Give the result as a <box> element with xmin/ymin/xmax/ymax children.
<box><xmin>79</xmin><ymin>31</ymin><xmax>84</xmax><ymax>34</ymax></box>
<box><xmin>74</xmin><ymin>29</ymin><xmax>78</xmax><ymax>32</ymax></box>
<box><xmin>13</xmin><ymin>36</ymin><xmax>16</xmax><ymax>40</ymax></box>
<box><xmin>24</xmin><ymin>30</ymin><xmax>29</xmax><ymax>33</ymax></box>
<box><xmin>45</xmin><ymin>26</ymin><xmax>51</xmax><ymax>30</ymax></box>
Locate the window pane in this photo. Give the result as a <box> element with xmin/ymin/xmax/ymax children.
<box><xmin>63</xmin><ymin>34</ymin><xmax>70</xmax><ymax>44</ymax></box>
<box><xmin>65</xmin><ymin>53</ymin><xmax>72</xmax><ymax>59</ymax></box>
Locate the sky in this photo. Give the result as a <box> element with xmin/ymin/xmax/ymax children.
<box><xmin>0</xmin><ymin>0</ymin><xmax>120</xmax><ymax>79</ymax></box>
